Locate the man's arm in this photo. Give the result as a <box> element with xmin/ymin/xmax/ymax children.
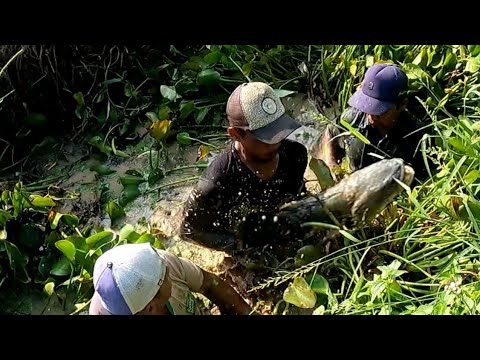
<box><xmin>180</xmin><ymin>156</ymin><xmax>237</xmax><ymax>251</ymax></box>
<box><xmin>199</xmin><ymin>269</ymin><xmax>253</xmax><ymax>315</ymax></box>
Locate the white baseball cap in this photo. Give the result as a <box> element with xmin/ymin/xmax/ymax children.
<box><xmin>89</xmin><ymin>243</ymin><xmax>167</xmax><ymax>315</ymax></box>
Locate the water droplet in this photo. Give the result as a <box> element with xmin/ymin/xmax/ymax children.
<box><xmin>273</xmin><ymin>216</ymin><xmax>278</xmax><ymax>223</ymax></box>
<box><xmin>261</xmin><ymin>215</ymin><xmax>266</xmax><ymax>220</ymax></box>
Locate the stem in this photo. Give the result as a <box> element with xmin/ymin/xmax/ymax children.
<box><xmin>148</xmin><ymin>176</ymin><xmax>200</xmax><ymax>193</ymax></box>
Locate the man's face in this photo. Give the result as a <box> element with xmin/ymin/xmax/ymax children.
<box><xmin>140</xmin><ymin>267</ymin><xmax>172</xmax><ymax>315</ymax></box>
<box><xmin>229</xmin><ymin>127</ymin><xmax>282</xmax><ymax>163</ymax></box>
<box><xmin>367</xmin><ymin>106</ymin><xmax>398</xmax><ymax>129</ymax></box>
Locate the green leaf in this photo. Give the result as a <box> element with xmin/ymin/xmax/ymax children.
<box><xmin>51</xmin><ymin>213</ymin><xmax>79</xmax><ymax>229</ymax></box>
<box><xmin>0</xmin><ymin>210</ymin><xmax>13</xmax><ymax>226</ymax></box>
<box><xmin>73</xmin><ymin>92</ymin><xmax>85</xmax><ymax>107</ymax></box>
<box><xmin>55</xmin><ymin>240</ymin><xmax>76</xmax><ymax>262</ymax></box>
<box><xmin>0</xmin><ymin>228</ymin><xmax>7</xmax><ymax>240</ymax></box>
<box><xmin>196</xmin><ymin>69</ymin><xmax>221</xmax><ymax>87</ymax></box>
<box><xmin>146</xmin><ymin>112</ymin><xmax>159</xmax><ymax>122</ymax></box>
<box><xmin>153</xmin><ymin>239</ymin><xmax>165</xmax><ymax>250</ymax></box>
<box><xmin>179</xmin><ymin>101</ymin><xmax>196</xmax><ymax>120</ymax></box>
<box><xmin>148</xmin><ymin>168</ymin><xmax>164</xmax><ymax>185</ymax></box>
<box><xmin>119</xmin><ymin>224</ymin><xmax>140</xmax><ymax>243</ymax></box>
<box><xmin>204</xmin><ymin>51</ymin><xmax>223</xmax><ymax>65</ymax></box>
<box><xmin>157</xmin><ymin>106</ymin><xmax>171</xmax><ymax>120</ymax></box>
<box><xmin>466</xmin><ymin>56</ymin><xmax>480</xmax><ymax>73</ymax></box>
<box><xmin>160</xmin><ymin>85</ymin><xmax>179</xmax><ymax>101</ymax></box>
<box><xmin>366</xmin><ymin>55</ymin><xmax>375</xmax><ymax>67</ymax></box>
<box><xmin>340</xmin><ymin>119</ymin><xmax>371</xmax><ymax>145</ymax></box>
<box><xmin>195</xmin><ymin>107</ymin><xmax>210</xmax><ymax>124</ymax></box>
<box><xmin>85</xmin><ymin>231</ymin><xmax>114</xmax><ymax>248</ymax></box>
<box><xmin>124</xmin><ymin>82</ymin><xmax>137</xmax><ymax>97</ymax></box>
<box><xmin>30</xmin><ymin>195</ymin><xmax>56</xmax><ymax>207</ymax></box>
<box><xmin>176</xmin><ymin>132</ymin><xmax>192</xmax><ymax>145</ymax></box>
<box><xmin>44</xmin><ymin>282</ymin><xmax>55</xmax><ymax>296</ymax></box>
<box><xmin>119</xmin><ymin>175</ymin><xmax>145</xmax><ymax>186</ymax></box>
<box><xmin>50</xmin><ymin>256</ymin><xmax>71</xmax><ymax>276</ymax></box>
<box><xmin>308</xmin><ymin>158</ymin><xmax>335</xmax><ymax>190</ymax></box>
<box><xmin>448</xmin><ymin>137</ymin><xmax>476</xmax><ymax>157</ymax></box>
<box><xmin>90</xmin><ymin>164</ymin><xmax>116</xmax><ymax>176</ymax></box>
<box><xmin>242</xmin><ymin>62</ymin><xmax>253</xmax><ymax>77</ymax></box>
<box><xmin>274</xmin><ymin>89</ymin><xmax>295</xmax><ymax>98</ymax></box>
<box><xmin>371</xmin><ymin>280</ymin><xmax>387</xmax><ymax>302</ymax></box>
<box><xmin>119</xmin><ymin>185</ymin><xmax>141</xmax><ymax>207</ymax></box>
<box><xmin>465</xmin><ymin>170</ymin><xmax>480</xmax><ymax>185</ymax></box>
<box><xmin>306</xmin><ymin>274</ymin><xmax>330</xmax><ymax>295</ymax></box>
<box><xmin>111</xmin><ymin>138</ymin><xmax>129</xmax><ymax>158</ymax></box>
<box><xmin>106</xmin><ymin>200</ymin><xmax>126</xmax><ymax>224</ymax></box>
<box><xmin>283</xmin><ymin>277</ymin><xmax>317</xmax><ymax>308</ymax></box>
<box><xmin>135</xmin><ymin>233</ymin><xmax>155</xmax><ymax>245</ymax></box>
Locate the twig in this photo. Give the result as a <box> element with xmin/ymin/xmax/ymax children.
<box><xmin>0</xmin><ymin>47</ymin><xmax>25</xmax><ymax>77</ymax></box>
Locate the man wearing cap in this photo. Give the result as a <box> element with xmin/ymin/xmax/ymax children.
<box><xmin>89</xmin><ymin>243</ymin><xmax>253</xmax><ymax>315</ymax></box>
<box><xmin>320</xmin><ymin>63</ymin><xmax>431</xmax><ymax>182</ymax></box>
<box><xmin>180</xmin><ymin>82</ymin><xmax>308</xmax><ymax>251</ymax></box>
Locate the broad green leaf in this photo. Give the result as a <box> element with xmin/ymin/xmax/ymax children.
<box><xmin>448</xmin><ymin>138</ymin><xmax>476</xmax><ymax>157</ymax></box>
<box><xmin>179</xmin><ymin>101</ymin><xmax>196</xmax><ymax>120</ymax></box>
<box><xmin>349</xmin><ymin>62</ymin><xmax>357</xmax><ymax>77</ymax></box>
<box><xmin>50</xmin><ymin>256</ymin><xmax>71</xmax><ymax>276</ymax></box>
<box><xmin>371</xmin><ymin>280</ymin><xmax>387</xmax><ymax>302</ymax></box>
<box><xmin>51</xmin><ymin>212</ymin><xmax>79</xmax><ymax>229</ymax></box>
<box><xmin>204</xmin><ymin>51</ymin><xmax>223</xmax><ymax>65</ymax></box>
<box><xmin>308</xmin><ymin>158</ymin><xmax>335</xmax><ymax>190</ymax></box>
<box><xmin>366</xmin><ymin>55</ymin><xmax>375</xmax><ymax>67</ymax></box>
<box><xmin>306</xmin><ymin>274</ymin><xmax>330</xmax><ymax>295</ymax></box>
<box><xmin>44</xmin><ymin>282</ymin><xmax>55</xmax><ymax>296</ymax></box>
<box><xmin>465</xmin><ymin>170</ymin><xmax>480</xmax><ymax>185</ymax></box>
<box><xmin>30</xmin><ymin>195</ymin><xmax>56</xmax><ymax>207</ymax></box>
<box><xmin>90</xmin><ymin>164</ymin><xmax>116</xmax><ymax>176</ymax></box>
<box><xmin>85</xmin><ymin>231</ymin><xmax>114</xmax><ymax>248</ymax></box>
<box><xmin>119</xmin><ymin>185</ymin><xmax>141</xmax><ymax>207</ymax></box>
<box><xmin>73</xmin><ymin>92</ymin><xmax>85</xmax><ymax>106</ymax></box>
<box><xmin>146</xmin><ymin>111</ymin><xmax>159</xmax><ymax>122</ymax></box>
<box><xmin>195</xmin><ymin>107</ymin><xmax>210</xmax><ymax>124</ymax></box>
<box><xmin>160</xmin><ymin>85</ymin><xmax>179</xmax><ymax>101</ymax></box>
<box><xmin>106</xmin><ymin>200</ymin><xmax>126</xmax><ymax>224</ymax></box>
<box><xmin>153</xmin><ymin>239</ymin><xmax>165</xmax><ymax>250</ymax></box>
<box><xmin>135</xmin><ymin>233</ymin><xmax>155</xmax><ymax>244</ymax></box>
<box><xmin>158</xmin><ymin>106</ymin><xmax>171</xmax><ymax>120</ymax></box>
<box><xmin>283</xmin><ymin>277</ymin><xmax>317</xmax><ymax>308</ymax></box>
<box><xmin>119</xmin><ymin>176</ymin><xmax>145</xmax><ymax>186</ymax></box>
<box><xmin>196</xmin><ymin>69</ymin><xmax>221</xmax><ymax>87</ymax></box>
<box><xmin>0</xmin><ymin>210</ymin><xmax>13</xmax><ymax>226</ymax></box>
<box><xmin>0</xmin><ymin>228</ymin><xmax>6</xmax><ymax>240</ymax></box>
<box><xmin>242</xmin><ymin>62</ymin><xmax>253</xmax><ymax>77</ymax></box>
<box><xmin>466</xmin><ymin>56</ymin><xmax>480</xmax><ymax>73</ymax></box>
<box><xmin>55</xmin><ymin>240</ymin><xmax>76</xmax><ymax>262</ymax></box>
<box><xmin>119</xmin><ymin>224</ymin><xmax>140</xmax><ymax>243</ymax></box>
<box><xmin>177</xmin><ymin>132</ymin><xmax>192</xmax><ymax>146</ymax></box>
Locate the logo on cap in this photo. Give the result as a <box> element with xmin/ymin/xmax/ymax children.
<box><xmin>368</xmin><ymin>81</ymin><xmax>374</xmax><ymax>90</ymax></box>
<box><xmin>261</xmin><ymin>97</ymin><xmax>277</xmax><ymax>115</ymax></box>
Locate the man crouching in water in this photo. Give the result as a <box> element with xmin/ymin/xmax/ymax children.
<box><xmin>180</xmin><ymin>82</ymin><xmax>308</xmax><ymax>252</ymax></box>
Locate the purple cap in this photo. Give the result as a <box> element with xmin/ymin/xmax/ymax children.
<box><xmin>348</xmin><ymin>63</ymin><xmax>408</xmax><ymax>116</ymax></box>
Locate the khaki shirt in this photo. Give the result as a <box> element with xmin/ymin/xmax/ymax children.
<box><xmin>159</xmin><ymin>250</ymin><xmax>205</xmax><ymax>315</ymax></box>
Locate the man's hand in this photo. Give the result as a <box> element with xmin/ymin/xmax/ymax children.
<box><xmin>199</xmin><ymin>270</ymin><xmax>253</xmax><ymax>315</ymax></box>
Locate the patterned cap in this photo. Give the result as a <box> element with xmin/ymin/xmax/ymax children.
<box><xmin>226</xmin><ymin>82</ymin><xmax>301</xmax><ymax>144</ymax></box>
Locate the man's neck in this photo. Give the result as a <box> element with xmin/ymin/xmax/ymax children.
<box><xmin>234</xmin><ymin>141</ymin><xmax>279</xmax><ymax>181</ymax></box>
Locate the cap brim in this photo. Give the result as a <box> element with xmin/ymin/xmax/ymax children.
<box><xmin>348</xmin><ymin>89</ymin><xmax>394</xmax><ymax>116</ymax></box>
<box><xmin>251</xmin><ymin>113</ymin><xmax>301</xmax><ymax>145</ymax></box>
